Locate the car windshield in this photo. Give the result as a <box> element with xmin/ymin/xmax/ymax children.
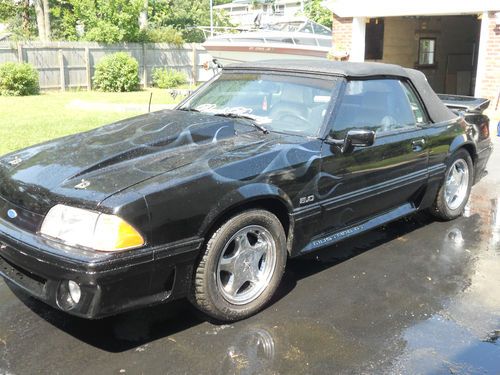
<box><xmin>179</xmin><ymin>73</ymin><xmax>338</xmax><ymax>136</ymax></box>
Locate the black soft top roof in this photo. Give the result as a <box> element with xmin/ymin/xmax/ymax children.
<box><xmin>225</xmin><ymin>60</ymin><xmax>409</xmax><ymax>78</ymax></box>
<box><xmin>224</xmin><ymin>60</ymin><xmax>457</xmax><ymax>123</ymax></box>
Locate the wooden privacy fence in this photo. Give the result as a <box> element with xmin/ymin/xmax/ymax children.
<box><xmin>0</xmin><ymin>41</ymin><xmax>214</xmax><ymax>90</ymax></box>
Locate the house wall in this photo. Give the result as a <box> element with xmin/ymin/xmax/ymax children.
<box><xmin>331</xmin><ymin>14</ymin><xmax>353</xmax><ymax>52</ymax></box>
<box><xmin>377</xmin><ymin>16</ymin><xmax>480</xmax><ymax>94</ymax></box>
<box><xmin>330</xmin><ymin>14</ymin><xmax>484</xmax><ymax>95</ymax></box>
<box><xmin>477</xmin><ymin>11</ymin><xmax>500</xmax><ymax>107</ymax></box>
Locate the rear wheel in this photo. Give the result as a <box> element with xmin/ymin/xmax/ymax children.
<box><xmin>190</xmin><ymin>210</ymin><xmax>287</xmax><ymax>322</ymax></box>
<box><xmin>430</xmin><ymin>149</ymin><xmax>473</xmax><ymax>220</ymax></box>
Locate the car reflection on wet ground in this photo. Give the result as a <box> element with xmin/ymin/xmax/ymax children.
<box><xmin>1</xmin><ymin>138</ymin><xmax>499</xmax><ymax>375</ymax></box>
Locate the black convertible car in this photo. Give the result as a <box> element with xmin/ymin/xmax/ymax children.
<box><xmin>0</xmin><ymin>60</ymin><xmax>492</xmax><ymax>321</ymax></box>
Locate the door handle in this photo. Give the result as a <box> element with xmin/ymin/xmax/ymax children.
<box><xmin>411</xmin><ymin>138</ymin><xmax>425</xmax><ymax>152</ymax></box>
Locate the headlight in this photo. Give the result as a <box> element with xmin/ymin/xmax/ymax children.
<box><xmin>40</xmin><ymin>204</ymin><xmax>145</xmax><ymax>252</ymax></box>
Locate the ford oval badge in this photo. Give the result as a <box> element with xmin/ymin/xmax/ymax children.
<box><xmin>7</xmin><ymin>209</ymin><xmax>18</xmax><ymax>219</ymax></box>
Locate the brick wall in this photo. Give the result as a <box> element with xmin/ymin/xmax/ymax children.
<box><xmin>479</xmin><ymin>12</ymin><xmax>500</xmax><ymax>111</ymax></box>
<box><xmin>331</xmin><ymin>14</ymin><xmax>353</xmax><ymax>55</ymax></box>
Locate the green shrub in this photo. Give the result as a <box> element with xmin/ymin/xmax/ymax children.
<box><xmin>152</xmin><ymin>67</ymin><xmax>188</xmax><ymax>89</ymax></box>
<box><xmin>85</xmin><ymin>21</ymin><xmax>125</xmax><ymax>43</ymax></box>
<box><xmin>0</xmin><ymin>62</ymin><xmax>39</xmax><ymax>96</ymax></box>
<box><xmin>93</xmin><ymin>52</ymin><xmax>139</xmax><ymax>92</ymax></box>
<box><xmin>140</xmin><ymin>27</ymin><xmax>184</xmax><ymax>45</ymax></box>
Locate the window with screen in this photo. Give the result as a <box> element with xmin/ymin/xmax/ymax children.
<box><xmin>418</xmin><ymin>38</ymin><xmax>436</xmax><ymax>66</ymax></box>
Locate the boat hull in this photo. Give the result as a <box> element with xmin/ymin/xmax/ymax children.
<box><xmin>203</xmin><ymin>44</ymin><xmax>329</xmax><ymax>65</ymax></box>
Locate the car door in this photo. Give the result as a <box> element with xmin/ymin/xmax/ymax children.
<box><xmin>317</xmin><ymin>78</ymin><xmax>431</xmax><ymax>235</ymax></box>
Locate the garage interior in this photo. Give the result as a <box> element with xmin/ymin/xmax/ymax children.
<box><xmin>364</xmin><ymin>15</ymin><xmax>481</xmax><ymax>96</ymax></box>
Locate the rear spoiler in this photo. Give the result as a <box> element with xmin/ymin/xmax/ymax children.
<box><xmin>437</xmin><ymin>94</ymin><xmax>490</xmax><ymax>113</ymax></box>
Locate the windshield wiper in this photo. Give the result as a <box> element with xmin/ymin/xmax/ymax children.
<box><xmin>213</xmin><ymin>112</ymin><xmax>269</xmax><ymax>134</ymax></box>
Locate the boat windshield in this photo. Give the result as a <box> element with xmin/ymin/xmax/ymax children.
<box><xmin>179</xmin><ymin>73</ymin><xmax>339</xmax><ymax>136</ymax></box>
<box><xmin>266</xmin><ymin>21</ymin><xmax>304</xmax><ymax>32</ymax></box>
<box><xmin>266</xmin><ymin>20</ymin><xmax>332</xmax><ymax>36</ymax></box>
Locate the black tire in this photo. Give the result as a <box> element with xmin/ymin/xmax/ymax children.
<box><xmin>189</xmin><ymin>209</ymin><xmax>287</xmax><ymax>322</ymax></box>
<box><xmin>429</xmin><ymin>149</ymin><xmax>474</xmax><ymax>221</ymax></box>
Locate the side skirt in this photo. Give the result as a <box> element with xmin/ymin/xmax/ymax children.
<box><xmin>298</xmin><ymin>202</ymin><xmax>417</xmax><ymax>255</ymax></box>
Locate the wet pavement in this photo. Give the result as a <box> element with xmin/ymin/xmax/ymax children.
<box><xmin>1</xmin><ymin>138</ymin><xmax>499</xmax><ymax>375</ymax></box>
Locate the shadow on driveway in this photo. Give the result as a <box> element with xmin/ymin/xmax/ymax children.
<box><xmin>8</xmin><ymin>212</ymin><xmax>437</xmax><ymax>353</ymax></box>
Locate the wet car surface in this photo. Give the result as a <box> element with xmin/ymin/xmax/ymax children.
<box><xmin>1</xmin><ymin>139</ymin><xmax>499</xmax><ymax>374</ymax></box>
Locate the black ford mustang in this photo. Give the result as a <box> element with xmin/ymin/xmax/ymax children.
<box><xmin>0</xmin><ymin>60</ymin><xmax>493</xmax><ymax>321</ymax></box>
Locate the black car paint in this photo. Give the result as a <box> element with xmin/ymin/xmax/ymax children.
<box><xmin>0</xmin><ymin>67</ymin><xmax>493</xmax><ymax>319</ymax></box>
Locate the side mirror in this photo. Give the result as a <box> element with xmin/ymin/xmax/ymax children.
<box><xmin>325</xmin><ymin>129</ymin><xmax>375</xmax><ymax>153</ymax></box>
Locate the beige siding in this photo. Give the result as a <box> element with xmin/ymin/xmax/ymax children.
<box><xmin>378</xmin><ymin>16</ymin><xmax>480</xmax><ymax>94</ymax></box>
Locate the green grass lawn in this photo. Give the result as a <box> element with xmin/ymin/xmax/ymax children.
<box><xmin>0</xmin><ymin>88</ymin><xmax>185</xmax><ymax>156</ymax></box>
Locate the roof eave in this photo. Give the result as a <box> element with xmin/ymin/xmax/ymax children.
<box><xmin>321</xmin><ymin>0</ymin><xmax>500</xmax><ymax>18</ymax></box>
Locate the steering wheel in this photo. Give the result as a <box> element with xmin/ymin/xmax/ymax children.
<box><xmin>275</xmin><ymin>113</ymin><xmax>310</xmax><ymax>132</ymax></box>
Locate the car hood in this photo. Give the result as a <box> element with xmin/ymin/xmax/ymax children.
<box><xmin>0</xmin><ymin>110</ymin><xmax>260</xmax><ymax>214</ymax></box>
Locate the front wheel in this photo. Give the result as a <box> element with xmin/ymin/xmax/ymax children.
<box><xmin>190</xmin><ymin>210</ymin><xmax>287</xmax><ymax>322</ymax></box>
<box><xmin>430</xmin><ymin>149</ymin><xmax>474</xmax><ymax>220</ymax></box>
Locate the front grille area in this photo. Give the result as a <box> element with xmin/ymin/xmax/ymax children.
<box><xmin>0</xmin><ymin>254</ymin><xmax>46</xmax><ymax>296</ymax></box>
<box><xmin>0</xmin><ymin>195</ymin><xmax>44</xmax><ymax>233</ymax></box>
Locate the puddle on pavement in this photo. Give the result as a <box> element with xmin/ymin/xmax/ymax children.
<box><xmin>393</xmin><ymin>315</ymin><xmax>500</xmax><ymax>374</ymax></box>
<box><xmin>390</xmin><ymin>184</ymin><xmax>500</xmax><ymax>374</ymax></box>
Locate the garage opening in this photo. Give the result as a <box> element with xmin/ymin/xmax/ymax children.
<box><xmin>365</xmin><ymin>15</ymin><xmax>481</xmax><ymax>96</ymax></box>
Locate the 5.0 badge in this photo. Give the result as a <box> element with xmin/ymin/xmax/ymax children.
<box><xmin>299</xmin><ymin>195</ymin><xmax>315</xmax><ymax>205</ymax></box>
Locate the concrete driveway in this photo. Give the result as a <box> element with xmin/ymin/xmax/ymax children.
<box><xmin>1</xmin><ymin>138</ymin><xmax>499</xmax><ymax>375</ymax></box>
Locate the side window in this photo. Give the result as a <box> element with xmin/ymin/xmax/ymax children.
<box><xmin>331</xmin><ymin>79</ymin><xmax>417</xmax><ymax>137</ymax></box>
<box><xmin>401</xmin><ymin>82</ymin><xmax>428</xmax><ymax>124</ymax></box>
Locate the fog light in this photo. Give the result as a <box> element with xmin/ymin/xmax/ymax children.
<box><xmin>68</xmin><ymin>280</ymin><xmax>81</xmax><ymax>304</ymax></box>
<box><xmin>57</xmin><ymin>280</ymin><xmax>82</xmax><ymax>310</ymax></box>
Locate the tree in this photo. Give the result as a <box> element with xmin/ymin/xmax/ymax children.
<box><xmin>34</xmin><ymin>0</ymin><xmax>51</xmax><ymax>41</ymax></box>
<box><xmin>0</xmin><ymin>0</ymin><xmax>35</xmax><ymax>39</ymax></box>
<box><xmin>2</xmin><ymin>0</ymin><xmax>232</xmax><ymax>43</ymax></box>
<box><xmin>55</xmin><ymin>0</ymin><xmax>144</xmax><ymax>43</ymax></box>
<box><xmin>149</xmin><ymin>0</ymin><xmax>233</xmax><ymax>42</ymax></box>
<box><xmin>139</xmin><ymin>0</ymin><xmax>148</xmax><ymax>30</ymax></box>
<box><xmin>304</xmin><ymin>0</ymin><xmax>332</xmax><ymax>28</ymax></box>
<box><xmin>0</xmin><ymin>0</ymin><xmax>15</xmax><ymax>22</ymax></box>
<box><xmin>21</xmin><ymin>0</ymin><xmax>30</xmax><ymax>34</ymax></box>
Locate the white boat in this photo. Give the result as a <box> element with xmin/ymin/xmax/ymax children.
<box><xmin>202</xmin><ymin>18</ymin><xmax>332</xmax><ymax>65</ymax></box>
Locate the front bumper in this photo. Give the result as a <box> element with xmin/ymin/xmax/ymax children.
<box><xmin>0</xmin><ymin>218</ymin><xmax>202</xmax><ymax>319</ymax></box>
